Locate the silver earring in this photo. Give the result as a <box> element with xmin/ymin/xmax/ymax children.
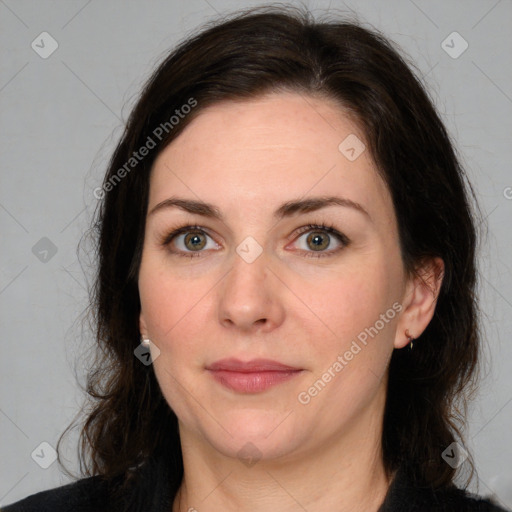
<box><xmin>141</xmin><ymin>336</ymin><xmax>151</xmax><ymax>347</ymax></box>
<box><xmin>405</xmin><ymin>329</ymin><xmax>415</xmax><ymax>350</ymax></box>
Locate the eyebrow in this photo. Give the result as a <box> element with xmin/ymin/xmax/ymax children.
<box><xmin>148</xmin><ymin>196</ymin><xmax>371</xmax><ymax>222</ymax></box>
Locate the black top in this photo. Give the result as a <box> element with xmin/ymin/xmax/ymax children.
<box><xmin>2</xmin><ymin>454</ymin><xmax>509</xmax><ymax>512</ymax></box>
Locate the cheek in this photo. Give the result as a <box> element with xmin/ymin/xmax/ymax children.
<box><xmin>293</xmin><ymin>265</ymin><xmax>398</xmax><ymax>425</ymax></box>
<box><xmin>139</xmin><ymin>251</ymin><xmax>210</xmax><ymax>339</ymax></box>
<box><xmin>139</xmin><ymin>259</ymin><xmax>214</xmax><ymax>424</ymax></box>
<box><xmin>303</xmin><ymin>257</ymin><xmax>400</xmax><ymax>351</ymax></box>
<box><xmin>292</xmin><ymin>254</ymin><xmax>401</xmax><ymax>410</ymax></box>
<box><xmin>138</xmin><ymin>258</ymin><xmax>211</xmax><ymax>384</ymax></box>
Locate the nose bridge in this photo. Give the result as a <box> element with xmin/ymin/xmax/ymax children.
<box><xmin>217</xmin><ymin>243</ymin><xmax>283</xmax><ymax>331</ymax></box>
<box><xmin>224</xmin><ymin>243</ymin><xmax>269</xmax><ymax>305</ymax></box>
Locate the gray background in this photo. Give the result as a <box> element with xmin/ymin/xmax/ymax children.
<box><xmin>1</xmin><ymin>0</ymin><xmax>511</xmax><ymax>508</ymax></box>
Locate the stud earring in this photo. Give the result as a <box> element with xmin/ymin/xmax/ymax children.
<box><xmin>140</xmin><ymin>336</ymin><xmax>151</xmax><ymax>347</ymax></box>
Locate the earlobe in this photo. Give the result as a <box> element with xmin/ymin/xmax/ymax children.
<box><xmin>394</xmin><ymin>257</ymin><xmax>445</xmax><ymax>349</ymax></box>
<box><xmin>139</xmin><ymin>311</ymin><xmax>148</xmax><ymax>338</ymax></box>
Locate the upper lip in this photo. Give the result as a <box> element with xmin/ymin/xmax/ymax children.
<box><xmin>206</xmin><ymin>358</ymin><xmax>302</xmax><ymax>372</ymax></box>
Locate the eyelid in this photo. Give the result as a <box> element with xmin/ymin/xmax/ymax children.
<box><xmin>159</xmin><ymin>224</ymin><xmax>214</xmax><ymax>247</ymax></box>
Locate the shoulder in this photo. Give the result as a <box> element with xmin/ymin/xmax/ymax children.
<box><xmin>1</xmin><ymin>455</ymin><xmax>176</xmax><ymax>512</ymax></box>
<box><xmin>380</xmin><ymin>466</ymin><xmax>510</xmax><ymax>512</ymax></box>
<box><xmin>1</xmin><ymin>475</ymin><xmax>111</xmax><ymax>512</ymax></box>
<box><xmin>427</xmin><ymin>485</ymin><xmax>509</xmax><ymax>511</ymax></box>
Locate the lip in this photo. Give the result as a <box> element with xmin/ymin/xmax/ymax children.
<box><xmin>206</xmin><ymin>358</ymin><xmax>303</xmax><ymax>393</ymax></box>
<box><xmin>207</xmin><ymin>358</ymin><xmax>301</xmax><ymax>372</ymax></box>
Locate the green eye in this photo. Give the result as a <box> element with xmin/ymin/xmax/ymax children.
<box><xmin>161</xmin><ymin>222</ymin><xmax>350</xmax><ymax>259</ymax></box>
<box><xmin>292</xmin><ymin>224</ymin><xmax>350</xmax><ymax>258</ymax></box>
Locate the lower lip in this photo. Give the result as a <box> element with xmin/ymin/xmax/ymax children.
<box><xmin>208</xmin><ymin>370</ymin><xmax>302</xmax><ymax>393</ymax></box>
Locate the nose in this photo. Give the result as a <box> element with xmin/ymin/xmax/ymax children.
<box><xmin>217</xmin><ymin>248</ymin><xmax>285</xmax><ymax>334</ymax></box>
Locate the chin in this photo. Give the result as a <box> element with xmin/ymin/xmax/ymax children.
<box><xmin>201</xmin><ymin>408</ymin><xmax>304</xmax><ymax>461</ymax></box>
<box><xmin>210</xmin><ymin>431</ymin><xmax>300</xmax><ymax>464</ymax></box>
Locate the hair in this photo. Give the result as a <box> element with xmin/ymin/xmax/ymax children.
<box><xmin>57</xmin><ymin>3</ymin><xmax>483</xmax><ymax>502</ymax></box>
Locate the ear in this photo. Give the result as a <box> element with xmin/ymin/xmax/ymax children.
<box><xmin>139</xmin><ymin>310</ymin><xmax>149</xmax><ymax>338</ymax></box>
<box><xmin>394</xmin><ymin>257</ymin><xmax>445</xmax><ymax>349</ymax></box>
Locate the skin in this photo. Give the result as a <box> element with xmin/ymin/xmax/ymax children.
<box><xmin>138</xmin><ymin>91</ymin><xmax>444</xmax><ymax>512</ymax></box>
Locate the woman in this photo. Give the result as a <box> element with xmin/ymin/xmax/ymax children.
<box><xmin>3</xmin><ymin>5</ymin><xmax>508</xmax><ymax>512</ymax></box>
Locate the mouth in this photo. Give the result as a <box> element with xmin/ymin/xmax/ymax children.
<box><xmin>206</xmin><ymin>358</ymin><xmax>303</xmax><ymax>393</ymax></box>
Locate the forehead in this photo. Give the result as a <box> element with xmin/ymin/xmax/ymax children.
<box><xmin>149</xmin><ymin>92</ymin><xmax>394</xmax><ymax>229</ymax></box>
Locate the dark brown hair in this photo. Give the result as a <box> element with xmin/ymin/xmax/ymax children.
<box><xmin>58</xmin><ymin>3</ymin><xmax>483</xmax><ymax>501</ymax></box>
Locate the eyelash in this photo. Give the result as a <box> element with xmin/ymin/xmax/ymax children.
<box><xmin>159</xmin><ymin>222</ymin><xmax>350</xmax><ymax>259</ymax></box>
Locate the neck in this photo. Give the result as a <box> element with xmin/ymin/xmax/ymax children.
<box><xmin>173</xmin><ymin>386</ymin><xmax>391</xmax><ymax>512</ymax></box>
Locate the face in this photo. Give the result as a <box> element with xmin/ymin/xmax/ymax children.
<box><xmin>138</xmin><ymin>91</ymin><xmax>412</xmax><ymax>463</ymax></box>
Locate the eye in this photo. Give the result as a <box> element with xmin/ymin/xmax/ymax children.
<box><xmin>160</xmin><ymin>222</ymin><xmax>350</xmax><ymax>259</ymax></box>
<box><xmin>291</xmin><ymin>223</ymin><xmax>350</xmax><ymax>258</ymax></box>
<box><xmin>161</xmin><ymin>225</ymin><xmax>218</xmax><ymax>258</ymax></box>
